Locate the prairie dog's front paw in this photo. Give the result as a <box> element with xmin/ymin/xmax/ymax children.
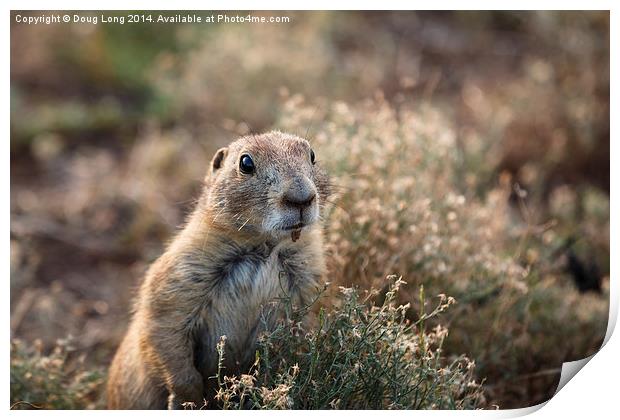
<box><xmin>167</xmin><ymin>379</ymin><xmax>204</xmax><ymax>409</ymax></box>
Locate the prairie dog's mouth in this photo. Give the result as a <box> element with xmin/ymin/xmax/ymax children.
<box><xmin>282</xmin><ymin>222</ymin><xmax>305</xmax><ymax>231</ymax></box>
<box><xmin>282</xmin><ymin>222</ymin><xmax>307</xmax><ymax>242</ymax></box>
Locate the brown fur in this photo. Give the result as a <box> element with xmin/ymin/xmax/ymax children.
<box><xmin>107</xmin><ymin>131</ymin><xmax>331</xmax><ymax>409</ymax></box>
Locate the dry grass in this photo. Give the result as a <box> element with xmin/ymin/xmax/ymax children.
<box><xmin>10</xmin><ymin>338</ymin><xmax>105</xmax><ymax>409</ymax></box>
<box><xmin>277</xmin><ymin>96</ymin><xmax>608</xmax><ymax>406</ymax></box>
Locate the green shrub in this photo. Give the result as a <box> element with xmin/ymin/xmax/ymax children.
<box><xmin>208</xmin><ymin>276</ymin><xmax>485</xmax><ymax>410</ymax></box>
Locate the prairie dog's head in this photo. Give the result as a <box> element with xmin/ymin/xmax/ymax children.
<box><xmin>204</xmin><ymin>131</ymin><xmax>330</xmax><ymax>240</ymax></box>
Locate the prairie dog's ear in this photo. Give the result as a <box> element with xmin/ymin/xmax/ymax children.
<box><xmin>211</xmin><ymin>147</ymin><xmax>228</xmax><ymax>172</ymax></box>
<box><xmin>206</xmin><ymin>147</ymin><xmax>228</xmax><ymax>182</ymax></box>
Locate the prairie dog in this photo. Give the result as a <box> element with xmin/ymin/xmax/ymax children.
<box><xmin>107</xmin><ymin>131</ymin><xmax>331</xmax><ymax>409</ymax></box>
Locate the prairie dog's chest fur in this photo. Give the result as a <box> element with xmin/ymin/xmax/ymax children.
<box><xmin>186</xmin><ymin>230</ymin><xmax>324</xmax><ymax>376</ymax></box>
<box><xmin>207</xmin><ymin>242</ymin><xmax>289</xmax><ymax>346</ymax></box>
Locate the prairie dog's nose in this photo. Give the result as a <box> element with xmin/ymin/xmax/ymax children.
<box><xmin>282</xmin><ymin>177</ymin><xmax>316</xmax><ymax>210</ymax></box>
<box><xmin>283</xmin><ymin>191</ymin><xmax>316</xmax><ymax>209</ymax></box>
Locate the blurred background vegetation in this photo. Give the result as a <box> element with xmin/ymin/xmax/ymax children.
<box><xmin>10</xmin><ymin>11</ymin><xmax>609</xmax><ymax>409</ymax></box>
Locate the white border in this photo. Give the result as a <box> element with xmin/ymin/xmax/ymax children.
<box><xmin>3</xmin><ymin>1</ymin><xmax>616</xmax><ymax>418</ymax></box>
<box><xmin>0</xmin><ymin>0</ymin><xmax>616</xmax><ymax>11</ymax></box>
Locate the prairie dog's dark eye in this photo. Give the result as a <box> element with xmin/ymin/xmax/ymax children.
<box><xmin>239</xmin><ymin>154</ymin><xmax>255</xmax><ymax>174</ymax></box>
<box><xmin>310</xmin><ymin>149</ymin><xmax>316</xmax><ymax>164</ymax></box>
